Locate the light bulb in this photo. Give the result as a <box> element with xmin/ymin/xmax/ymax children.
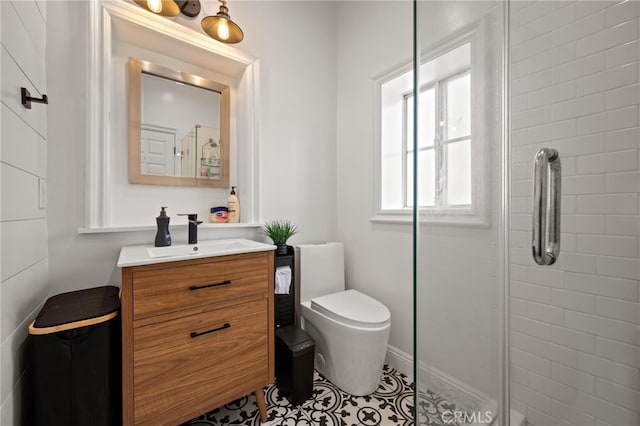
<box><xmin>147</xmin><ymin>0</ymin><xmax>163</xmax><ymax>13</ymax></box>
<box><xmin>217</xmin><ymin>19</ymin><xmax>230</xmax><ymax>40</ymax></box>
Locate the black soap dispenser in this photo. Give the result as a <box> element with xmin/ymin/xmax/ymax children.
<box><xmin>155</xmin><ymin>207</ymin><xmax>172</xmax><ymax>247</ymax></box>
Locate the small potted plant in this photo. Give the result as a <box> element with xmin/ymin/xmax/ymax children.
<box><xmin>261</xmin><ymin>220</ymin><xmax>298</xmax><ymax>255</ymax></box>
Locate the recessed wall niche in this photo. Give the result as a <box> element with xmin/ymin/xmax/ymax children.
<box><xmin>84</xmin><ymin>0</ymin><xmax>260</xmax><ymax>231</ymax></box>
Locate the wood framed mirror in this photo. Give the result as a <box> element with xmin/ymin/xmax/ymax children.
<box><xmin>128</xmin><ymin>57</ymin><xmax>230</xmax><ymax>187</ymax></box>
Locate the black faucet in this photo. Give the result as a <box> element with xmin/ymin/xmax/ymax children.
<box><xmin>178</xmin><ymin>214</ymin><xmax>203</xmax><ymax>244</ymax></box>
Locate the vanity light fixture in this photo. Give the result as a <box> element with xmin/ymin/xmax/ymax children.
<box><xmin>133</xmin><ymin>0</ymin><xmax>181</xmax><ymax>17</ymax></box>
<box><xmin>175</xmin><ymin>0</ymin><xmax>202</xmax><ymax>17</ymax></box>
<box><xmin>201</xmin><ymin>0</ymin><xmax>244</xmax><ymax>44</ymax></box>
<box><xmin>134</xmin><ymin>0</ymin><xmax>201</xmax><ymax>17</ymax></box>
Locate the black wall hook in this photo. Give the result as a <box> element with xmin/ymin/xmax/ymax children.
<box><xmin>21</xmin><ymin>87</ymin><xmax>48</xmax><ymax>109</ymax></box>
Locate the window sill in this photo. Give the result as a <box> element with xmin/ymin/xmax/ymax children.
<box><xmin>370</xmin><ymin>213</ymin><xmax>413</xmax><ymax>224</ymax></box>
<box><xmin>371</xmin><ymin>210</ymin><xmax>488</xmax><ymax>227</ymax></box>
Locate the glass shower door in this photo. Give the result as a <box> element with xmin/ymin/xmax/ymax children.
<box><xmin>413</xmin><ymin>1</ymin><xmax>507</xmax><ymax>425</ymax></box>
<box><xmin>415</xmin><ymin>1</ymin><xmax>640</xmax><ymax>426</ymax></box>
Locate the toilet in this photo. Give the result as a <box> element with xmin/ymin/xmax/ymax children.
<box><xmin>296</xmin><ymin>242</ymin><xmax>391</xmax><ymax>396</ymax></box>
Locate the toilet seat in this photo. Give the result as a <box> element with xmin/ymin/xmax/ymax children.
<box><xmin>310</xmin><ymin>289</ymin><xmax>391</xmax><ymax>329</ymax></box>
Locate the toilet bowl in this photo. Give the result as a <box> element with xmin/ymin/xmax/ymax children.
<box><xmin>296</xmin><ymin>243</ymin><xmax>391</xmax><ymax>396</ymax></box>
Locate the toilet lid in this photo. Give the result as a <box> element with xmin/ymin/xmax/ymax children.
<box><xmin>310</xmin><ymin>289</ymin><xmax>391</xmax><ymax>328</ymax></box>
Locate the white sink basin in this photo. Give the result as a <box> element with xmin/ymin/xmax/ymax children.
<box><xmin>117</xmin><ymin>238</ymin><xmax>276</xmax><ymax>267</ymax></box>
<box><xmin>147</xmin><ymin>239</ymin><xmax>264</xmax><ymax>258</ymax></box>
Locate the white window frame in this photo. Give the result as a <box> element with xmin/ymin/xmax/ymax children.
<box><xmin>372</xmin><ymin>21</ymin><xmax>488</xmax><ymax>226</ymax></box>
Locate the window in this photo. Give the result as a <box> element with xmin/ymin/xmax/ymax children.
<box><xmin>376</xmin><ymin>33</ymin><xmax>485</xmax><ymax>225</ymax></box>
<box><xmin>405</xmin><ymin>71</ymin><xmax>471</xmax><ymax>208</ymax></box>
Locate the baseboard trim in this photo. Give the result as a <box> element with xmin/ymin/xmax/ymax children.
<box><xmin>418</xmin><ymin>359</ymin><xmax>489</xmax><ymax>413</ymax></box>
<box><xmin>384</xmin><ymin>344</ymin><xmax>413</xmax><ymax>378</ymax></box>
<box><xmin>384</xmin><ymin>344</ymin><xmax>487</xmax><ymax>411</ymax></box>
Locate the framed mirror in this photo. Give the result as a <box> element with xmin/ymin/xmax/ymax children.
<box><xmin>128</xmin><ymin>57</ymin><xmax>230</xmax><ymax>187</ymax></box>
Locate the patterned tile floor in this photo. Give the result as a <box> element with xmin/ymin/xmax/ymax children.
<box><xmin>185</xmin><ymin>365</ymin><xmax>462</xmax><ymax>426</ymax></box>
<box><xmin>416</xmin><ymin>388</ymin><xmax>463</xmax><ymax>426</ymax></box>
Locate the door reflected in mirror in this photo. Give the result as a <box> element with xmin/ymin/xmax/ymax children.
<box><xmin>129</xmin><ymin>58</ymin><xmax>230</xmax><ymax>188</ymax></box>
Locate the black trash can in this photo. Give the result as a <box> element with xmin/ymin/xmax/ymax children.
<box><xmin>275</xmin><ymin>325</ymin><xmax>315</xmax><ymax>406</ymax></box>
<box><xmin>29</xmin><ymin>285</ymin><xmax>121</xmax><ymax>426</ymax></box>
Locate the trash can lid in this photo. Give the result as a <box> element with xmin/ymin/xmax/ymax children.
<box><xmin>29</xmin><ymin>286</ymin><xmax>120</xmax><ymax>335</ymax></box>
<box><xmin>275</xmin><ymin>324</ymin><xmax>314</xmax><ymax>348</ymax></box>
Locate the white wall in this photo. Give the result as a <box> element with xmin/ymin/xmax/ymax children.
<box><xmin>509</xmin><ymin>2</ymin><xmax>640</xmax><ymax>425</ymax></box>
<box><xmin>233</xmin><ymin>1</ymin><xmax>337</xmax><ymax>234</ymax></box>
<box><xmin>47</xmin><ymin>0</ymin><xmax>337</xmax><ymax>295</ymax></box>
<box><xmin>335</xmin><ymin>0</ymin><xmax>415</xmax><ymax>368</ymax></box>
<box><xmin>0</xmin><ymin>1</ymin><xmax>49</xmax><ymax>424</ymax></box>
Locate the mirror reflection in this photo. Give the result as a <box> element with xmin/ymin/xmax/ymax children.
<box><xmin>129</xmin><ymin>58</ymin><xmax>230</xmax><ymax>188</ymax></box>
<box><xmin>141</xmin><ymin>73</ymin><xmax>221</xmax><ymax>178</ymax></box>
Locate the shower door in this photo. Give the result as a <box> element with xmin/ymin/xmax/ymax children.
<box><xmin>415</xmin><ymin>1</ymin><xmax>640</xmax><ymax>425</ymax></box>
<box><xmin>413</xmin><ymin>1</ymin><xmax>506</xmax><ymax>424</ymax></box>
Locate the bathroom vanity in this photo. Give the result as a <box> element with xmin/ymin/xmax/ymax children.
<box><xmin>117</xmin><ymin>239</ymin><xmax>275</xmax><ymax>425</ymax></box>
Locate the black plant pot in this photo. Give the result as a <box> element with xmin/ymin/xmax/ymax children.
<box><xmin>276</xmin><ymin>244</ymin><xmax>289</xmax><ymax>255</ymax></box>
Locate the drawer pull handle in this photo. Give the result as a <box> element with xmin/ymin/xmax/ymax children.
<box><xmin>190</xmin><ymin>323</ymin><xmax>231</xmax><ymax>338</ymax></box>
<box><xmin>188</xmin><ymin>280</ymin><xmax>232</xmax><ymax>291</ymax></box>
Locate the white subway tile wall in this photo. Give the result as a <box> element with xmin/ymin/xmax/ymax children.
<box><xmin>510</xmin><ymin>1</ymin><xmax>639</xmax><ymax>425</ymax></box>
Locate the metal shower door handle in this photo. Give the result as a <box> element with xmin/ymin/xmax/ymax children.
<box><xmin>532</xmin><ymin>148</ymin><xmax>561</xmax><ymax>266</ymax></box>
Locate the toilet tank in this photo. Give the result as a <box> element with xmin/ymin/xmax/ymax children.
<box><xmin>296</xmin><ymin>243</ymin><xmax>345</xmax><ymax>303</ymax></box>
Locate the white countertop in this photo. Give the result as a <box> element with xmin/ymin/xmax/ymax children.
<box><xmin>117</xmin><ymin>238</ymin><xmax>276</xmax><ymax>267</ymax></box>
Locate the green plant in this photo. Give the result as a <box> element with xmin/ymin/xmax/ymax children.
<box><xmin>261</xmin><ymin>220</ymin><xmax>298</xmax><ymax>245</ymax></box>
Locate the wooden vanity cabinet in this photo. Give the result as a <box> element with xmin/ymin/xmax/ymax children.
<box><xmin>120</xmin><ymin>251</ymin><xmax>275</xmax><ymax>426</ymax></box>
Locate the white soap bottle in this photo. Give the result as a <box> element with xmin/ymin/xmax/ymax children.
<box><xmin>227</xmin><ymin>186</ymin><xmax>240</xmax><ymax>223</ymax></box>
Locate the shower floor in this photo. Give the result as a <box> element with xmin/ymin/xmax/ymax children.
<box><xmin>184</xmin><ymin>365</ymin><xmax>464</xmax><ymax>425</ymax></box>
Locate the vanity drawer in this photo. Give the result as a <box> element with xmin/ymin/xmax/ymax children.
<box><xmin>132</xmin><ymin>254</ymin><xmax>269</xmax><ymax>320</ymax></box>
<box><xmin>133</xmin><ymin>298</ymin><xmax>269</xmax><ymax>426</ymax></box>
